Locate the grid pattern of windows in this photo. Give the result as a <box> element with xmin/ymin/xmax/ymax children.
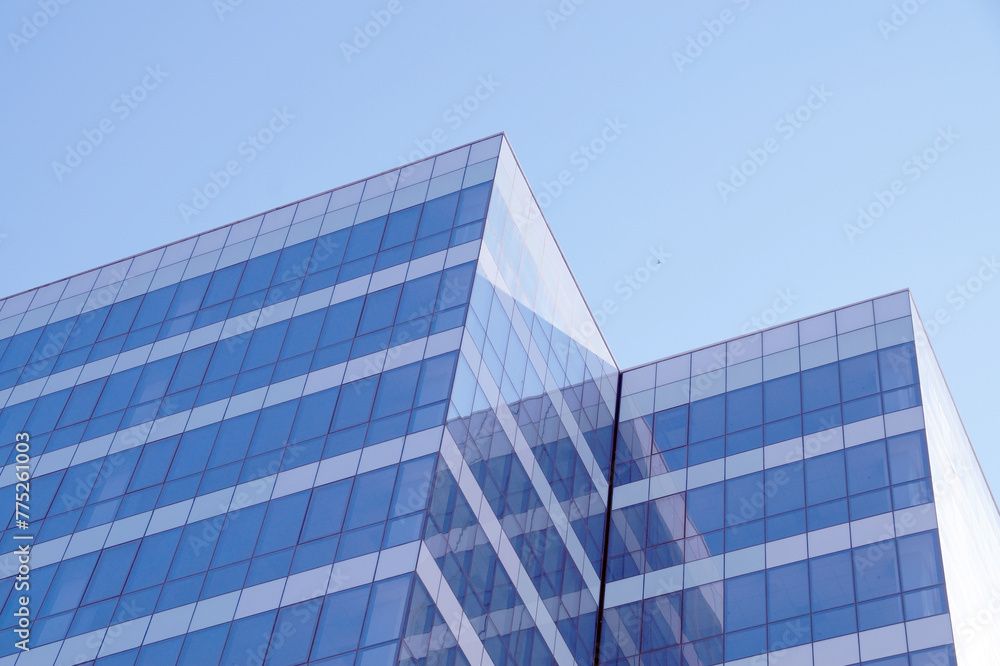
<box><xmin>0</xmin><ymin>134</ymin><xmax>994</xmax><ymax>666</ymax></box>
<box><xmin>421</xmin><ymin>138</ymin><xmax>619</xmax><ymax>666</ymax></box>
<box><xmin>0</xmin><ymin>136</ymin><xmax>502</xmax><ymax>666</ymax></box>
<box><xmin>599</xmin><ymin>295</ymin><xmax>959</xmax><ymax>666</ymax></box>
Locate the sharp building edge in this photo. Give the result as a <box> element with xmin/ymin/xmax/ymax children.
<box><xmin>0</xmin><ymin>135</ymin><xmax>995</xmax><ymax>665</ymax></box>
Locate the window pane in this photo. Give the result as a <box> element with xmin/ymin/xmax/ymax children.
<box><xmin>767</xmin><ymin>562</ymin><xmax>810</xmax><ymax>622</ymax></box>
<box><xmin>887</xmin><ymin>431</ymin><xmax>930</xmax><ymax>484</ymax></box>
<box><xmin>897</xmin><ymin>532</ymin><xmax>944</xmax><ymax>591</ymax></box>
<box><xmin>361</xmin><ymin>575</ymin><xmax>412</xmax><ymax>646</ymax></box>
<box><xmin>682</xmin><ymin>582</ymin><xmax>724</xmax><ymax>640</ymax></box>
<box><xmin>810</xmin><ymin>551</ymin><xmax>855</xmax><ymax>611</ymax></box>
<box><xmin>846</xmin><ymin>441</ymin><xmax>889</xmax><ymax>495</ymax></box>
<box><xmin>311</xmin><ymin>586</ymin><xmax>370</xmax><ymax>659</ymax></box>
<box><xmin>853</xmin><ymin>540</ymin><xmax>901</xmax><ymax>601</ymax></box>
<box><xmin>840</xmin><ymin>352</ymin><xmax>880</xmax><ymax>401</ymax></box>
<box><xmin>725</xmin><ymin>572</ymin><xmax>766</xmax><ymax>631</ymax></box>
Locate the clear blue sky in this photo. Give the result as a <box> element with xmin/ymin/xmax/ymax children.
<box><xmin>2</xmin><ymin>1</ymin><xmax>999</xmax><ymax>497</ymax></box>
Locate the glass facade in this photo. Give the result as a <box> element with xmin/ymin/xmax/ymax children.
<box><xmin>0</xmin><ymin>134</ymin><xmax>996</xmax><ymax>665</ymax></box>
<box><xmin>599</xmin><ymin>294</ymin><xmax>994</xmax><ymax>666</ymax></box>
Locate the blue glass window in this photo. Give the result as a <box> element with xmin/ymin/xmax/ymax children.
<box><xmin>809</xmin><ymin>551</ymin><xmax>854</xmax><ymax>611</ymax></box>
<box><xmin>346</xmin><ymin>217</ymin><xmax>387</xmax><ymax>261</ymax></box>
<box><xmin>168</xmin><ymin>424</ymin><xmax>218</xmax><ymax>479</ymax></box>
<box><xmin>249</xmin><ymin>400</ymin><xmax>298</xmax><ymax>456</ymax></box>
<box><xmin>417</xmin><ymin>192</ymin><xmax>459</xmax><ymax>238</ymax></box>
<box><xmin>344</xmin><ymin>466</ymin><xmax>396</xmax><ymax>530</ymax></box>
<box><xmin>99</xmin><ymin>298</ymin><xmax>141</xmax><ymax>340</ymax></box>
<box><xmin>266</xmin><ymin>600</ymin><xmax>321</xmax><ymax>666</ymax></box>
<box><xmin>211</xmin><ymin>504</ymin><xmax>266</xmax><ymax>567</ymax></box>
<box><xmin>853</xmin><ymin>540</ymin><xmax>901</xmax><ymax>601</ymax></box>
<box><xmin>805</xmin><ymin>452</ymin><xmax>846</xmax><ymax>505</ymax></box>
<box><xmin>725</xmin><ymin>572</ymin><xmax>766</xmax><ymax>631</ymax></box>
<box><xmin>204</xmin><ymin>264</ymin><xmax>243</xmax><ymax>306</ymax></box>
<box><xmin>682</xmin><ymin>582</ymin><xmax>724</xmax><ymax>640</ymax></box>
<box><xmin>257</xmin><ymin>492</ymin><xmax>309</xmax><ymax>555</ymax></box>
<box><xmin>58</xmin><ymin>380</ymin><xmax>105</xmax><ymax>427</ymax></box>
<box><xmin>642</xmin><ymin>593</ymin><xmax>682</xmax><ymax>650</ymax></box>
<box><xmin>302</xmin><ymin>479</ymin><xmax>351</xmax><ymax>541</ymax></box>
<box><xmin>897</xmin><ymin>532</ymin><xmax>944</xmax><ymax>591</ymax></box>
<box><xmin>726</xmin><ymin>473</ymin><xmax>764</xmax><ymax>525</ymax></box>
<box><xmin>764</xmin><ymin>374</ymin><xmax>800</xmax><ymax>422</ymax></box>
<box><xmin>359</xmin><ymin>287</ymin><xmax>402</xmax><ymax>335</ymax></box>
<box><xmin>765</xmin><ymin>462</ymin><xmax>805</xmax><ymax>516</ymax></box>
<box><xmin>879</xmin><ymin>343</ymin><xmax>918</xmax><ymax>391</ymax></box>
<box><xmin>653</xmin><ymin>405</ymin><xmax>687</xmax><ymax>451</ymax></box>
<box><xmin>133</xmin><ymin>284</ymin><xmax>177</xmax><ymax>329</ymax></box>
<box><xmin>725</xmin><ymin>626</ymin><xmax>767</xmax><ymax>660</ymax></box>
<box><xmin>290</xmin><ymin>388</ymin><xmax>338</xmax><ymax>443</ymax></box>
<box><xmin>361</xmin><ymin>575</ymin><xmax>411</xmax><ymax>647</ymax></box>
<box><xmin>319</xmin><ymin>298</ymin><xmax>363</xmax><ymax>347</ymax></box>
<box><xmin>904</xmin><ymin>586</ymin><xmax>948</xmax><ymax>620</ymax></box>
<box><xmin>0</xmin><ymin>328</ymin><xmax>43</xmax><ymax>372</ymax></box>
<box><xmin>310</xmin><ymin>229</ymin><xmax>349</xmax><ymax>272</ymax></box>
<box><xmin>846</xmin><ymin>440</ymin><xmax>889</xmax><ymax>495</ymax></box>
<box><xmin>840</xmin><ymin>352</ymin><xmax>880</xmax><ymax>401</ymax></box>
<box><xmin>209</xmin><ymin>413</ymin><xmax>256</xmax><ymax>467</ymax></box>
<box><xmin>767</xmin><ymin>562</ymin><xmax>810</xmax><ymax>621</ymax></box>
<box><xmin>205</xmin><ymin>333</ymin><xmax>250</xmax><ymax>382</ymax></box>
<box><xmin>94</xmin><ymin>368</ymin><xmax>142</xmax><ymax>416</ymax></box>
<box><xmin>275</xmin><ymin>240</ymin><xmax>315</xmax><ymax>283</ymax></box>
<box><xmin>887</xmin><ymin>431</ymin><xmax>930</xmax><ymax>484</ymax></box>
<box><xmin>311</xmin><ymin>586</ymin><xmax>370</xmax><ymax>659</ymax></box>
<box><xmin>456</xmin><ymin>182</ymin><xmax>491</xmax><ymax>224</ymax></box>
<box><xmin>689</xmin><ymin>395</ymin><xmax>725</xmax><ymax>443</ymax></box>
<box><xmin>237</xmin><ymin>252</ymin><xmax>279</xmax><ymax>296</ymax></box>
<box><xmin>686</xmin><ymin>483</ymin><xmax>724</xmax><ymax>535</ymax></box>
<box><xmin>177</xmin><ymin>624</ymin><xmax>228</xmax><ymax>665</ymax></box>
<box><xmin>373</xmin><ymin>363</ymin><xmax>420</xmax><ymax>419</ymax></box>
<box><xmin>125</xmin><ymin>528</ymin><xmax>181</xmax><ymax>592</ymax></box>
<box><xmin>390</xmin><ymin>456</ymin><xmax>436</xmax><ymax>518</ymax></box>
<box><xmin>383</xmin><ymin>206</ymin><xmax>421</xmax><ymax>248</ymax></box>
<box><xmin>812</xmin><ymin>605</ymin><xmax>856</xmax><ymax>640</ymax></box>
<box><xmin>83</xmin><ymin>541</ymin><xmax>139</xmax><ymax>604</ymax></box>
<box><xmin>169</xmin><ymin>520</ymin><xmax>220</xmax><ymax>580</ymax></box>
<box><xmin>415</xmin><ymin>352</ymin><xmax>457</xmax><ymax>407</ymax></box>
<box><xmin>40</xmin><ymin>552</ymin><xmax>99</xmax><ymax>616</ymax></box>
<box><xmin>727</xmin><ymin>384</ymin><xmax>762</xmax><ymax>433</ymax></box>
<box><xmin>850</xmin><ymin>488</ymin><xmax>892</xmax><ymax>519</ymax></box>
<box><xmin>801</xmin><ymin>363</ymin><xmax>839</xmax><ymax>412</ymax></box>
<box><xmin>857</xmin><ymin>594</ymin><xmax>904</xmax><ymax>630</ymax></box>
<box><xmin>911</xmin><ymin>646</ymin><xmax>957</xmax><ymax>666</ymax></box>
<box><xmin>167</xmin><ymin>274</ymin><xmax>210</xmax><ymax>318</ymax></box>
<box><xmin>219</xmin><ymin>610</ymin><xmax>277</xmax><ymax>665</ymax></box>
<box><xmin>332</xmin><ymin>377</ymin><xmax>377</xmax><ymax>431</ymax></box>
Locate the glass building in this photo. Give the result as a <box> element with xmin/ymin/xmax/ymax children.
<box><xmin>0</xmin><ymin>134</ymin><xmax>995</xmax><ymax>666</ymax></box>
